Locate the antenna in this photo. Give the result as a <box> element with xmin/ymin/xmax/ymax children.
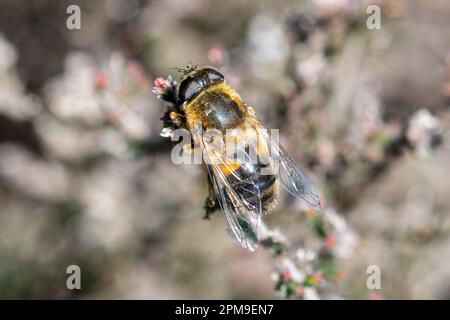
<box><xmin>174</xmin><ymin>62</ymin><xmax>198</xmax><ymax>75</ymax></box>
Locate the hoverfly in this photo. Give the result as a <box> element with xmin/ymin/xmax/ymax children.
<box><xmin>154</xmin><ymin>64</ymin><xmax>320</xmax><ymax>251</ymax></box>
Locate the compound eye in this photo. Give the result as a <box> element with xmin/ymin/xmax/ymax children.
<box><xmin>206</xmin><ymin>69</ymin><xmax>224</xmax><ymax>83</ymax></box>
<box><xmin>178</xmin><ymin>78</ymin><xmax>200</xmax><ymax>103</ymax></box>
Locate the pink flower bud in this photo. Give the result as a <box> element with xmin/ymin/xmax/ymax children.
<box><xmin>153</xmin><ymin>77</ymin><xmax>172</xmax><ymax>94</ymax></box>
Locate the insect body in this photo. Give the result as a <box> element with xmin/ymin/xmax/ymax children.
<box><xmin>155</xmin><ymin>65</ymin><xmax>320</xmax><ymax>251</ymax></box>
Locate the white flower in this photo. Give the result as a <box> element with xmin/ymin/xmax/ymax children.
<box><xmin>313</xmin><ymin>0</ymin><xmax>351</xmax><ymax>16</ymax></box>
<box><xmin>160</xmin><ymin>127</ymin><xmax>174</xmax><ymax>138</ymax></box>
<box><xmin>0</xmin><ymin>34</ymin><xmax>42</xmax><ymax>120</ymax></box>
<box><xmin>0</xmin><ymin>34</ymin><xmax>17</xmax><ymax>72</ymax></box>
<box><xmin>296</xmin><ymin>248</ymin><xmax>317</xmax><ymax>263</ymax></box>
<box><xmin>247</xmin><ymin>14</ymin><xmax>289</xmax><ymax>78</ymax></box>
<box><xmin>303</xmin><ymin>287</ymin><xmax>321</xmax><ymax>300</ymax></box>
<box><xmin>260</xmin><ymin>223</ymin><xmax>289</xmax><ymax>245</ymax></box>
<box><xmin>280</xmin><ymin>257</ymin><xmax>305</xmax><ymax>283</ymax></box>
<box><xmin>295</xmin><ymin>53</ymin><xmax>326</xmax><ymax>86</ymax></box>
<box><xmin>45</xmin><ymin>51</ymin><xmax>155</xmax><ymax>139</ymax></box>
<box><xmin>271</xmin><ymin>273</ymin><xmax>280</xmax><ymax>281</ymax></box>
<box><xmin>324</xmin><ymin>208</ymin><xmax>358</xmax><ymax>258</ymax></box>
<box><xmin>407</xmin><ymin>109</ymin><xmax>441</xmax><ymax>157</ymax></box>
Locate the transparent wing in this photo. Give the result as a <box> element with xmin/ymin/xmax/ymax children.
<box><xmin>206</xmin><ymin>165</ymin><xmax>262</xmax><ymax>251</ymax></box>
<box><xmin>193</xmin><ymin>125</ymin><xmax>262</xmax><ymax>251</ymax></box>
<box><xmin>257</xmin><ymin>127</ymin><xmax>321</xmax><ymax>211</ymax></box>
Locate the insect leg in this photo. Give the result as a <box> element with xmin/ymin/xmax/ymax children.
<box><xmin>169</xmin><ymin>111</ymin><xmax>186</xmax><ymax>128</ymax></box>
<box><xmin>203</xmin><ymin>173</ymin><xmax>218</xmax><ymax>220</ymax></box>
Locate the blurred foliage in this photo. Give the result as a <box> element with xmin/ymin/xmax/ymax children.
<box><xmin>0</xmin><ymin>0</ymin><xmax>449</xmax><ymax>299</ymax></box>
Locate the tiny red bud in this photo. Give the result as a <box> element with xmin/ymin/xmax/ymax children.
<box><xmin>369</xmin><ymin>292</ymin><xmax>381</xmax><ymax>300</ymax></box>
<box><xmin>326</xmin><ymin>235</ymin><xmax>336</xmax><ymax>248</ymax></box>
<box><xmin>310</xmin><ymin>273</ymin><xmax>322</xmax><ymax>285</ymax></box>
<box><xmin>295</xmin><ymin>286</ymin><xmax>303</xmax><ymax>296</ymax></box>
<box><xmin>94</xmin><ymin>72</ymin><xmax>107</xmax><ymax>90</ymax></box>
<box><xmin>153</xmin><ymin>77</ymin><xmax>171</xmax><ymax>94</ymax></box>
<box><xmin>208</xmin><ymin>45</ymin><xmax>225</xmax><ymax>64</ymax></box>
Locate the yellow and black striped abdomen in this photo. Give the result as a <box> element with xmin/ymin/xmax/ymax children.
<box><xmin>220</xmin><ymin>160</ymin><xmax>278</xmax><ymax>214</ymax></box>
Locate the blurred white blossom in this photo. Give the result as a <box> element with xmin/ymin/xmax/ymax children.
<box><xmin>296</xmin><ymin>248</ymin><xmax>317</xmax><ymax>264</ymax></box>
<box><xmin>313</xmin><ymin>0</ymin><xmax>352</xmax><ymax>17</ymax></box>
<box><xmin>0</xmin><ymin>144</ymin><xmax>70</xmax><ymax>200</ymax></box>
<box><xmin>35</xmin><ymin>115</ymin><xmax>129</xmax><ymax>161</ymax></box>
<box><xmin>247</xmin><ymin>14</ymin><xmax>289</xmax><ymax>78</ymax></box>
<box><xmin>0</xmin><ymin>34</ymin><xmax>16</xmax><ymax>72</ymax></box>
<box><xmin>323</xmin><ymin>208</ymin><xmax>358</xmax><ymax>258</ymax></box>
<box><xmin>295</xmin><ymin>53</ymin><xmax>326</xmax><ymax>86</ymax></box>
<box><xmin>45</xmin><ymin>51</ymin><xmax>156</xmax><ymax>139</ymax></box>
<box><xmin>407</xmin><ymin>109</ymin><xmax>441</xmax><ymax>157</ymax></box>
<box><xmin>0</xmin><ymin>34</ymin><xmax>42</xmax><ymax>120</ymax></box>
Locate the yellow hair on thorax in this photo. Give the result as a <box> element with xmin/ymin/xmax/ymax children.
<box><xmin>183</xmin><ymin>82</ymin><xmax>246</xmax><ymax>130</ymax></box>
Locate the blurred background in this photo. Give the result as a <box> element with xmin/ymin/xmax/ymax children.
<box><xmin>0</xmin><ymin>0</ymin><xmax>449</xmax><ymax>299</ymax></box>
